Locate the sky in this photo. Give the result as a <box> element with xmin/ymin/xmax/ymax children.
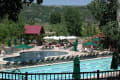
<box><xmin>35</xmin><ymin>0</ymin><xmax>92</xmax><ymax>6</ymax></box>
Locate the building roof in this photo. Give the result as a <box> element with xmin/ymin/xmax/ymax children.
<box><xmin>24</xmin><ymin>25</ymin><xmax>45</xmax><ymax>34</ymax></box>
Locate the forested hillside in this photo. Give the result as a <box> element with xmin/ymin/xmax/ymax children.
<box><xmin>20</xmin><ymin>4</ymin><xmax>96</xmax><ymax>23</ymax></box>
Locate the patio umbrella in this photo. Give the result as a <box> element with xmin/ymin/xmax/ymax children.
<box><xmin>75</xmin><ymin>39</ymin><xmax>78</xmax><ymax>46</ymax></box>
<box><xmin>14</xmin><ymin>38</ymin><xmax>17</xmax><ymax>46</ymax></box>
<box><xmin>8</xmin><ymin>39</ymin><xmax>11</xmax><ymax>47</ymax></box>
<box><xmin>14</xmin><ymin>44</ymin><xmax>33</xmax><ymax>50</ymax></box>
<box><xmin>73</xmin><ymin>56</ymin><xmax>80</xmax><ymax>79</ymax></box>
<box><xmin>58</xmin><ymin>39</ymin><xmax>61</xmax><ymax>44</ymax></box>
<box><xmin>73</xmin><ymin>40</ymin><xmax>78</xmax><ymax>51</ymax></box>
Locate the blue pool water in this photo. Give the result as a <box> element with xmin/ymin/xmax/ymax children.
<box><xmin>6</xmin><ymin>57</ymin><xmax>117</xmax><ymax>73</ymax></box>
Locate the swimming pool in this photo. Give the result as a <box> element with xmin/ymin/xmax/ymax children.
<box><xmin>3</xmin><ymin>51</ymin><xmax>68</xmax><ymax>62</ymax></box>
<box><xmin>5</xmin><ymin>57</ymin><xmax>117</xmax><ymax>73</ymax></box>
<box><xmin>3</xmin><ymin>57</ymin><xmax>120</xmax><ymax>80</ymax></box>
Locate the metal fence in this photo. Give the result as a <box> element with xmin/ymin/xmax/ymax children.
<box><xmin>0</xmin><ymin>70</ymin><xmax>120</xmax><ymax>80</ymax></box>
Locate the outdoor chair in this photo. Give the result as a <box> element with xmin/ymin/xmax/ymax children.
<box><xmin>48</xmin><ymin>45</ymin><xmax>51</xmax><ymax>49</ymax></box>
<box><xmin>106</xmin><ymin>52</ymin><xmax>111</xmax><ymax>55</ymax></box>
<box><xmin>49</xmin><ymin>57</ymin><xmax>55</xmax><ymax>63</ymax></box>
<box><xmin>63</xmin><ymin>46</ymin><xmax>67</xmax><ymax>49</ymax></box>
<box><xmin>90</xmin><ymin>52</ymin><xmax>96</xmax><ymax>57</ymax></box>
<box><xmin>97</xmin><ymin>53</ymin><xmax>102</xmax><ymax>57</ymax></box>
<box><xmin>51</xmin><ymin>46</ymin><xmax>54</xmax><ymax>49</ymax></box>
<box><xmin>95</xmin><ymin>52</ymin><xmax>99</xmax><ymax>56</ymax></box>
<box><xmin>40</xmin><ymin>59</ymin><xmax>46</xmax><ymax>64</ymax></box>
<box><xmin>83</xmin><ymin>54</ymin><xmax>88</xmax><ymax>59</ymax></box>
<box><xmin>63</xmin><ymin>56</ymin><xmax>68</xmax><ymax>61</ymax></box>
<box><xmin>41</xmin><ymin>46</ymin><xmax>45</xmax><ymax>49</ymax></box>
<box><xmin>69</xmin><ymin>56</ymin><xmax>75</xmax><ymax>61</ymax></box>
<box><xmin>45</xmin><ymin>57</ymin><xmax>51</xmax><ymax>63</ymax></box>
<box><xmin>60</xmin><ymin>56</ymin><xmax>65</xmax><ymax>61</ymax></box>
<box><xmin>45</xmin><ymin>45</ymin><xmax>48</xmax><ymax>49</ymax></box>
<box><xmin>28</xmin><ymin>59</ymin><xmax>34</xmax><ymax>65</ymax></box>
<box><xmin>93</xmin><ymin>53</ymin><xmax>98</xmax><ymax>57</ymax></box>
<box><xmin>35</xmin><ymin>59</ymin><xmax>40</xmax><ymax>65</ymax></box>
<box><xmin>100</xmin><ymin>52</ymin><xmax>104</xmax><ymax>56</ymax></box>
<box><xmin>66</xmin><ymin>56</ymin><xmax>71</xmax><ymax>61</ymax></box>
<box><xmin>80</xmin><ymin>54</ymin><xmax>84</xmax><ymax>59</ymax></box>
<box><xmin>83</xmin><ymin>54</ymin><xmax>89</xmax><ymax>59</ymax></box>
<box><xmin>55</xmin><ymin>57</ymin><xmax>60</xmax><ymax>62</ymax></box>
<box><xmin>50</xmin><ymin>57</ymin><xmax>55</xmax><ymax>63</ymax></box>
<box><xmin>20</xmin><ymin>61</ymin><xmax>28</xmax><ymax>66</ymax></box>
<box><xmin>4</xmin><ymin>62</ymin><xmax>12</xmax><ymax>68</ymax></box>
<box><xmin>49</xmin><ymin>45</ymin><xmax>54</xmax><ymax>49</ymax></box>
<box><xmin>102</xmin><ymin>52</ymin><xmax>106</xmax><ymax>56</ymax></box>
<box><xmin>12</xmin><ymin>61</ymin><xmax>19</xmax><ymax>67</ymax></box>
<box><xmin>77</xmin><ymin>55</ymin><xmax>81</xmax><ymax>59</ymax></box>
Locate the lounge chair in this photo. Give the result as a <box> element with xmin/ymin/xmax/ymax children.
<box><xmin>53</xmin><ymin>57</ymin><xmax>60</xmax><ymax>62</ymax></box>
<box><xmin>28</xmin><ymin>59</ymin><xmax>34</xmax><ymax>65</ymax></box>
<box><xmin>40</xmin><ymin>59</ymin><xmax>46</xmax><ymax>64</ymax></box>
<box><xmin>20</xmin><ymin>61</ymin><xmax>28</xmax><ymax>66</ymax></box>
<box><xmin>12</xmin><ymin>61</ymin><xmax>19</xmax><ymax>67</ymax></box>
<box><xmin>45</xmin><ymin>57</ymin><xmax>51</xmax><ymax>63</ymax></box>
<box><xmin>4</xmin><ymin>62</ymin><xmax>11</xmax><ymax>68</ymax></box>
<box><xmin>66</xmin><ymin>56</ymin><xmax>71</xmax><ymax>61</ymax></box>
<box><xmin>50</xmin><ymin>57</ymin><xmax>55</xmax><ymax>63</ymax></box>
<box><xmin>35</xmin><ymin>59</ymin><xmax>40</xmax><ymax>65</ymax></box>
<box><xmin>63</xmin><ymin>56</ymin><xmax>68</xmax><ymax>61</ymax></box>
<box><xmin>60</xmin><ymin>56</ymin><xmax>65</xmax><ymax>61</ymax></box>
<box><xmin>70</xmin><ymin>56</ymin><xmax>75</xmax><ymax>61</ymax></box>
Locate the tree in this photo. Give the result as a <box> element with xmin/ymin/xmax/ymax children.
<box><xmin>87</xmin><ymin>0</ymin><xmax>117</xmax><ymax>30</ymax></box>
<box><xmin>0</xmin><ymin>0</ymin><xmax>43</xmax><ymax>21</ymax></box>
<box><xmin>88</xmin><ymin>0</ymin><xmax>119</xmax><ymax>48</ymax></box>
<box><xmin>64</xmin><ymin>8</ymin><xmax>82</xmax><ymax>36</ymax></box>
<box><xmin>81</xmin><ymin>23</ymin><xmax>99</xmax><ymax>37</ymax></box>
<box><xmin>49</xmin><ymin>12</ymin><xmax>61</xmax><ymax>24</ymax></box>
<box><xmin>0</xmin><ymin>16</ymin><xmax>25</xmax><ymax>44</ymax></box>
<box><xmin>87</xmin><ymin>0</ymin><xmax>107</xmax><ymax>22</ymax></box>
<box><xmin>88</xmin><ymin>0</ymin><xmax>120</xmax><ymax>69</ymax></box>
<box><xmin>54</xmin><ymin>24</ymin><xmax>69</xmax><ymax>36</ymax></box>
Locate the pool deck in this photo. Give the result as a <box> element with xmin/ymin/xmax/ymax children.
<box><xmin>0</xmin><ymin>44</ymin><xmax>81</xmax><ymax>64</ymax></box>
<box><xmin>0</xmin><ymin>44</ymin><xmax>111</xmax><ymax>65</ymax></box>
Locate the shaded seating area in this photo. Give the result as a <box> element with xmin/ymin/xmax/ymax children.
<box><xmin>82</xmin><ymin>32</ymin><xmax>106</xmax><ymax>52</ymax></box>
<box><xmin>24</xmin><ymin>25</ymin><xmax>45</xmax><ymax>46</ymax></box>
